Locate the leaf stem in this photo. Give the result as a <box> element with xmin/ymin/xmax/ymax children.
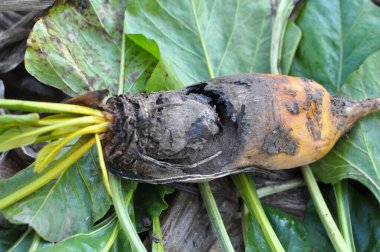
<box><xmin>152</xmin><ymin>216</ymin><xmax>164</xmax><ymax>252</ymax></box>
<box><xmin>34</xmin><ymin>122</ymin><xmax>110</xmax><ymax>172</ymax></box>
<box><xmin>270</xmin><ymin>0</ymin><xmax>295</xmax><ymax>74</ymax></box>
<box><xmin>118</xmin><ymin>21</ymin><xmax>127</xmax><ymax>95</ymax></box>
<box><xmin>257</xmin><ymin>178</ymin><xmax>305</xmax><ymax>198</ymax></box>
<box><xmin>334</xmin><ymin>180</ymin><xmax>356</xmax><ymax>252</ymax></box>
<box><xmin>301</xmin><ymin>165</ymin><xmax>350</xmax><ymax>252</ymax></box>
<box><xmin>0</xmin><ymin>137</ymin><xmax>96</xmax><ymax>210</ymax></box>
<box><xmin>102</xmin><ymin>222</ymin><xmax>120</xmax><ymax>252</ymax></box>
<box><xmin>198</xmin><ymin>182</ymin><xmax>234</xmax><ymax>252</ymax></box>
<box><xmin>241</xmin><ymin>204</ymin><xmax>249</xmax><ymax>247</ymax></box>
<box><xmin>0</xmin><ymin>99</ymin><xmax>104</xmax><ymax>117</ymax></box>
<box><xmin>27</xmin><ymin>232</ymin><xmax>41</xmax><ymax>252</ymax></box>
<box><xmin>109</xmin><ymin>174</ymin><xmax>146</xmax><ymax>252</ymax></box>
<box><xmin>95</xmin><ymin>133</ymin><xmax>112</xmax><ymax>197</ymax></box>
<box><xmin>232</xmin><ymin>174</ymin><xmax>285</xmax><ymax>252</ymax></box>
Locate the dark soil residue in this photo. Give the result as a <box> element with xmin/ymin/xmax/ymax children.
<box><xmin>262</xmin><ymin>125</ymin><xmax>299</xmax><ymax>156</ymax></box>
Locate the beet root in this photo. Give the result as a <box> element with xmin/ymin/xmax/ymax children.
<box><xmin>102</xmin><ymin>74</ymin><xmax>380</xmax><ymax>183</ymax></box>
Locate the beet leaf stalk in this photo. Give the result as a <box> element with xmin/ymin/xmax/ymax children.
<box><xmin>152</xmin><ymin>216</ymin><xmax>164</xmax><ymax>252</ymax></box>
<box><xmin>198</xmin><ymin>182</ymin><xmax>235</xmax><ymax>252</ymax></box>
<box><xmin>302</xmin><ymin>165</ymin><xmax>350</xmax><ymax>251</ymax></box>
<box><xmin>233</xmin><ymin>174</ymin><xmax>285</xmax><ymax>251</ymax></box>
<box><xmin>105</xmin><ymin>22</ymin><xmax>147</xmax><ymax>252</ymax></box>
<box><xmin>334</xmin><ymin>180</ymin><xmax>356</xmax><ymax>252</ymax></box>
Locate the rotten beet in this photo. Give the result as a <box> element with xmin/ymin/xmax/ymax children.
<box><xmin>102</xmin><ymin>73</ymin><xmax>380</xmax><ymax>183</ymax></box>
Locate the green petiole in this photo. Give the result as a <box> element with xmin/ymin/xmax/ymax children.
<box><xmin>109</xmin><ymin>175</ymin><xmax>146</xmax><ymax>252</ymax></box>
<box><xmin>0</xmin><ymin>99</ymin><xmax>104</xmax><ymax>117</ymax></box>
<box><xmin>334</xmin><ymin>180</ymin><xmax>356</xmax><ymax>252</ymax></box>
<box><xmin>0</xmin><ymin>116</ymin><xmax>104</xmax><ymax>152</ymax></box>
<box><xmin>301</xmin><ymin>165</ymin><xmax>350</xmax><ymax>252</ymax></box>
<box><xmin>232</xmin><ymin>173</ymin><xmax>285</xmax><ymax>252</ymax></box>
<box><xmin>34</xmin><ymin>122</ymin><xmax>110</xmax><ymax>172</ymax></box>
<box><xmin>198</xmin><ymin>182</ymin><xmax>234</xmax><ymax>252</ymax></box>
<box><xmin>152</xmin><ymin>216</ymin><xmax>164</xmax><ymax>252</ymax></box>
<box><xmin>95</xmin><ymin>133</ymin><xmax>112</xmax><ymax>197</ymax></box>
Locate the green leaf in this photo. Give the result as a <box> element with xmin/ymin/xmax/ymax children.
<box><xmin>0</xmin><ymin>113</ymin><xmax>39</xmax><ymax>126</ymax></box>
<box><xmin>246</xmin><ymin>205</ymin><xmax>334</xmax><ymax>251</ymax></box>
<box><xmin>0</xmin><ymin>149</ymin><xmax>112</xmax><ymax>242</ymax></box>
<box><xmin>25</xmin><ymin>0</ymin><xmax>157</xmax><ymax>96</ymax></box>
<box><xmin>0</xmin><ymin>126</ymin><xmax>39</xmax><ymax>152</ymax></box>
<box><xmin>290</xmin><ymin>0</ymin><xmax>380</xmax><ymax>93</ymax></box>
<box><xmin>133</xmin><ymin>184</ymin><xmax>174</xmax><ymax>232</ymax></box>
<box><xmin>313</xmin><ymin>50</ymin><xmax>380</xmax><ymax>202</ymax></box>
<box><xmin>125</xmin><ymin>0</ymin><xmax>275</xmax><ymax>85</ymax></box>
<box><xmin>37</xmin><ymin>217</ymin><xmax>119</xmax><ymax>252</ymax></box>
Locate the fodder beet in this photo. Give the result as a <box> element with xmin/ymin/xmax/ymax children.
<box><xmin>102</xmin><ymin>74</ymin><xmax>380</xmax><ymax>183</ymax></box>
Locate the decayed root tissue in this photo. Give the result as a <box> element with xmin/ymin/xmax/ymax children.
<box><xmin>102</xmin><ymin>74</ymin><xmax>380</xmax><ymax>183</ymax></box>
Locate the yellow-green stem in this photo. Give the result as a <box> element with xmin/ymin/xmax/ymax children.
<box><xmin>198</xmin><ymin>182</ymin><xmax>234</xmax><ymax>252</ymax></box>
<box><xmin>0</xmin><ymin>99</ymin><xmax>104</xmax><ymax>117</ymax></box>
<box><xmin>301</xmin><ymin>165</ymin><xmax>350</xmax><ymax>252</ymax></box>
<box><xmin>334</xmin><ymin>180</ymin><xmax>356</xmax><ymax>252</ymax></box>
<box><xmin>109</xmin><ymin>175</ymin><xmax>146</xmax><ymax>252</ymax></box>
<box><xmin>27</xmin><ymin>232</ymin><xmax>41</xmax><ymax>252</ymax></box>
<box><xmin>257</xmin><ymin>178</ymin><xmax>305</xmax><ymax>198</ymax></box>
<box><xmin>95</xmin><ymin>133</ymin><xmax>112</xmax><ymax>197</ymax></box>
<box><xmin>152</xmin><ymin>216</ymin><xmax>164</xmax><ymax>252</ymax></box>
<box><xmin>34</xmin><ymin>122</ymin><xmax>110</xmax><ymax>172</ymax></box>
<box><xmin>101</xmin><ymin>222</ymin><xmax>120</xmax><ymax>252</ymax></box>
<box><xmin>232</xmin><ymin>174</ymin><xmax>285</xmax><ymax>252</ymax></box>
<box><xmin>22</xmin><ymin>116</ymin><xmax>103</xmax><ymax>141</ymax></box>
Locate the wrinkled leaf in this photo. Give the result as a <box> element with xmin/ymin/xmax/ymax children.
<box><xmin>246</xmin><ymin>205</ymin><xmax>333</xmax><ymax>251</ymax></box>
<box><xmin>0</xmin><ymin>149</ymin><xmax>112</xmax><ymax>242</ymax></box>
<box><xmin>290</xmin><ymin>0</ymin><xmax>380</xmax><ymax>93</ymax></box>
<box><xmin>25</xmin><ymin>1</ymin><xmax>157</xmax><ymax>97</ymax></box>
<box><xmin>134</xmin><ymin>184</ymin><xmax>174</xmax><ymax>232</ymax></box>
<box><xmin>314</xmin><ymin>50</ymin><xmax>380</xmax><ymax>202</ymax></box>
<box><xmin>125</xmin><ymin>0</ymin><xmax>275</xmax><ymax>86</ymax></box>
